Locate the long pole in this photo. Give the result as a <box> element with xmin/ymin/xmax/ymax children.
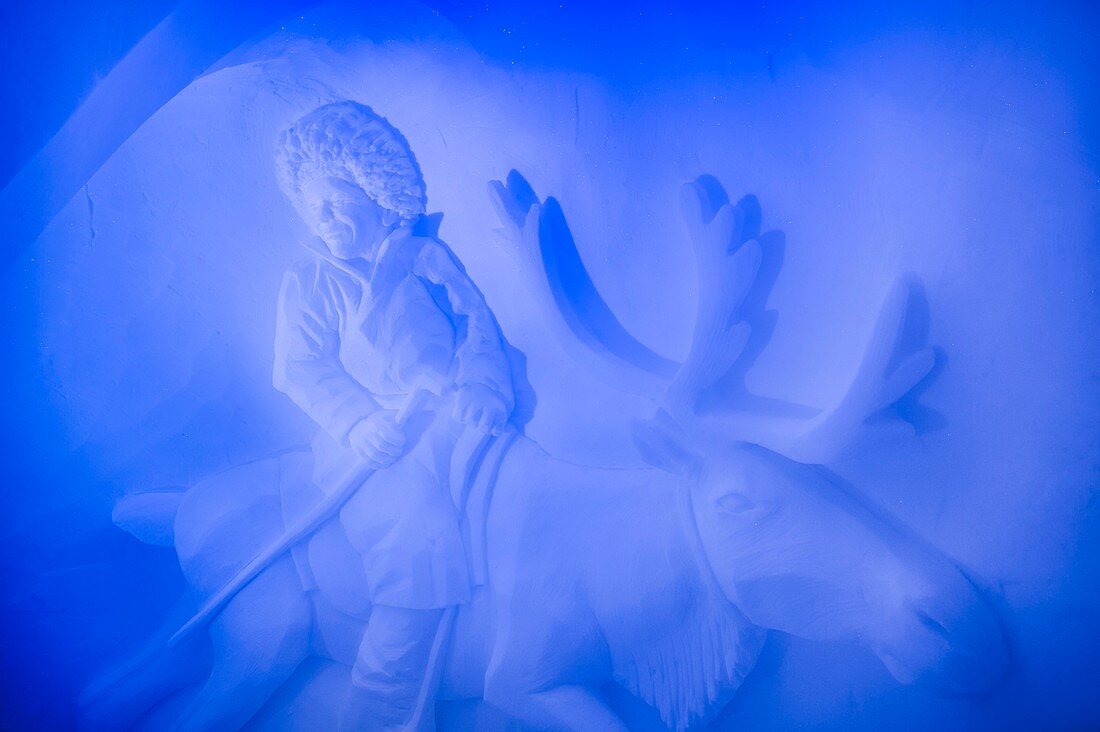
<box><xmin>166</xmin><ymin>386</ymin><xmax>434</xmax><ymax>648</ymax></box>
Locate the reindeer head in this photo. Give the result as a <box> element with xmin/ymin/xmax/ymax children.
<box><xmin>690</xmin><ymin>444</ymin><xmax>1010</xmax><ymax>694</ymax></box>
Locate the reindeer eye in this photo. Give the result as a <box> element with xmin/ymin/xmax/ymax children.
<box><xmin>717</xmin><ymin>492</ymin><xmax>756</xmax><ymax>515</ymax></box>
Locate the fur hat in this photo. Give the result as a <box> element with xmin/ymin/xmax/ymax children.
<box><xmin>275</xmin><ymin>101</ymin><xmax>427</xmax><ymax>220</ymax></box>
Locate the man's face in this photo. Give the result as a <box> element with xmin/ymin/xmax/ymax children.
<box><xmin>300</xmin><ymin>176</ymin><xmax>394</xmax><ymax>260</ymax></box>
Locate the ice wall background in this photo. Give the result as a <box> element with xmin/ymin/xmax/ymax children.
<box><xmin>1</xmin><ymin>0</ymin><xmax>1098</xmax><ymax>729</ymax></box>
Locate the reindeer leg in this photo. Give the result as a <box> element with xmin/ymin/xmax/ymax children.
<box><xmin>484</xmin><ymin>586</ymin><xmax>625</xmax><ymax>731</ymax></box>
<box><xmin>174</xmin><ymin>557</ymin><xmax>311</xmax><ymax>731</ymax></box>
<box><xmin>78</xmin><ymin>624</ymin><xmax>206</xmax><ymax>731</ymax></box>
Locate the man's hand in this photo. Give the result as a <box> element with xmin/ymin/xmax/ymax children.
<box><xmin>347</xmin><ymin>411</ymin><xmax>407</xmax><ymax>468</ymax></box>
<box><xmin>453</xmin><ymin>383</ymin><xmax>509</xmax><ymax>435</ymax></box>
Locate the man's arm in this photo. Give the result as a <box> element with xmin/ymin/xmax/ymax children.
<box><xmin>273</xmin><ymin>262</ymin><xmax>381</xmax><ymax>444</ymax></box>
<box><xmin>414</xmin><ymin>240</ymin><xmax>515</xmax><ymax>429</ymax></box>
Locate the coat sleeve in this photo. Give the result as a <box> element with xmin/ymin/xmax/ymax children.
<box><xmin>414</xmin><ymin>240</ymin><xmax>515</xmax><ymax>411</ymax></box>
<box><xmin>273</xmin><ymin>262</ymin><xmax>381</xmax><ymax>443</ymax></box>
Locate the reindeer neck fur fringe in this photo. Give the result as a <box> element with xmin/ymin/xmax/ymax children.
<box><xmin>613</xmin><ymin>597</ymin><xmax>763</xmax><ymax>731</ymax></box>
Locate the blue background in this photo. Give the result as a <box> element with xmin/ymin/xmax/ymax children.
<box><xmin>1</xmin><ymin>1</ymin><xmax>1097</xmax><ymax>729</ymax></box>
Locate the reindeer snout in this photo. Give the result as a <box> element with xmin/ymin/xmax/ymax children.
<box><xmin>878</xmin><ymin>573</ymin><xmax>1010</xmax><ymax>695</ymax></box>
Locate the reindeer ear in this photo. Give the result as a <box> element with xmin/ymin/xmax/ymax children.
<box><xmin>631</xmin><ymin>417</ymin><xmax>699</xmax><ymax>475</ymax></box>
<box><xmin>112</xmin><ymin>487</ymin><xmax>185</xmax><ymax>547</ymax></box>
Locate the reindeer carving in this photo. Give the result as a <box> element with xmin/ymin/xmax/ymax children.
<box><xmin>81</xmin><ymin>173</ymin><xmax>1009</xmax><ymax>731</ymax></box>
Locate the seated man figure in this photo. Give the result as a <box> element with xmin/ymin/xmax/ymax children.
<box><xmin>272</xmin><ymin>101</ymin><xmax>517</xmax><ymax>730</ymax></box>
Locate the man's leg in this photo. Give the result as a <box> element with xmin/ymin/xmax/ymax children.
<box><xmin>342</xmin><ymin>605</ymin><xmax>444</xmax><ymax>731</ymax></box>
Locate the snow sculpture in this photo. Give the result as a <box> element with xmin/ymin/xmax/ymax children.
<box><xmin>81</xmin><ymin>102</ymin><xmax>1009</xmax><ymax>731</ymax></box>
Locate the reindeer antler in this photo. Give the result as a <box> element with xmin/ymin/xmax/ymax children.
<box><xmin>781</xmin><ymin>277</ymin><xmax>941</xmax><ymax>463</ymax></box>
<box><xmin>488</xmin><ymin>171</ymin><xmax>677</xmax><ymax>399</ymax></box>
<box><xmin>488</xmin><ymin>170</ymin><xmax>941</xmax><ymax>467</ymax></box>
<box><xmin>667</xmin><ymin>178</ymin><xmax>764</xmax><ymax>419</ymax></box>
